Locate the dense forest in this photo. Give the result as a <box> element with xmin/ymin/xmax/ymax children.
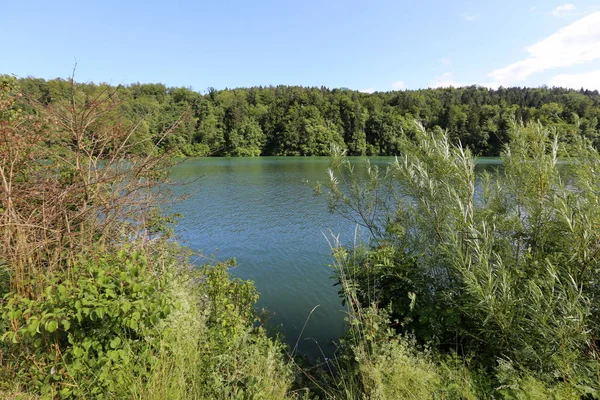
<box><xmin>16</xmin><ymin>76</ymin><xmax>600</xmax><ymax>157</ymax></box>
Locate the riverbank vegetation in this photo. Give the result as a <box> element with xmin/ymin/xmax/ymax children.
<box><xmin>15</xmin><ymin>76</ymin><xmax>600</xmax><ymax>157</ymax></box>
<box><xmin>2</xmin><ymin>73</ymin><xmax>600</xmax><ymax>398</ymax></box>
<box><xmin>0</xmin><ymin>75</ymin><xmax>293</xmax><ymax>399</ymax></box>
<box><xmin>317</xmin><ymin>121</ymin><xmax>600</xmax><ymax>398</ymax></box>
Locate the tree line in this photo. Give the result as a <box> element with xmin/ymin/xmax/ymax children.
<box><xmin>16</xmin><ymin>76</ymin><xmax>600</xmax><ymax>157</ymax></box>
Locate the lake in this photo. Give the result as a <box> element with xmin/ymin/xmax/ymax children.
<box><xmin>168</xmin><ymin>156</ymin><xmax>501</xmax><ymax>359</ymax></box>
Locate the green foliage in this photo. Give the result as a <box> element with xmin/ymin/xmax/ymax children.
<box><xmin>494</xmin><ymin>360</ymin><xmax>583</xmax><ymax>400</ymax></box>
<box><xmin>1</xmin><ymin>249</ymin><xmax>176</xmax><ymax>398</ymax></box>
<box><xmin>129</xmin><ymin>259</ymin><xmax>295</xmax><ymax>400</ymax></box>
<box><xmin>356</xmin><ymin>338</ymin><xmax>441</xmax><ymax>399</ymax></box>
<box><xmin>13</xmin><ymin>77</ymin><xmax>600</xmax><ymax>158</ymax></box>
<box><xmin>0</xmin><ymin>79</ymin><xmax>296</xmax><ymax>399</ymax></box>
<box><xmin>8</xmin><ymin>73</ymin><xmax>600</xmax><ymax>398</ymax></box>
<box><xmin>0</xmin><ymin>249</ymin><xmax>296</xmax><ymax>399</ymax></box>
<box><xmin>322</xmin><ymin>121</ymin><xmax>600</xmax><ymax>398</ymax></box>
<box><xmin>193</xmin><ymin>262</ymin><xmax>294</xmax><ymax>399</ymax></box>
<box><xmin>308</xmin><ymin>287</ymin><xmax>487</xmax><ymax>400</ymax></box>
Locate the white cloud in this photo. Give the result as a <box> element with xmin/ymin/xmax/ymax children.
<box><xmin>551</xmin><ymin>3</ymin><xmax>575</xmax><ymax>17</ymax></box>
<box><xmin>549</xmin><ymin>69</ymin><xmax>600</xmax><ymax>90</ymax></box>
<box><xmin>487</xmin><ymin>12</ymin><xmax>600</xmax><ymax>86</ymax></box>
<box><xmin>430</xmin><ymin>72</ymin><xmax>465</xmax><ymax>88</ymax></box>
<box><xmin>461</xmin><ymin>12</ymin><xmax>479</xmax><ymax>21</ymax></box>
<box><xmin>360</xmin><ymin>88</ymin><xmax>376</xmax><ymax>94</ymax></box>
<box><xmin>479</xmin><ymin>81</ymin><xmax>502</xmax><ymax>89</ymax></box>
<box><xmin>391</xmin><ymin>80</ymin><xmax>406</xmax><ymax>90</ymax></box>
<box><xmin>440</xmin><ymin>57</ymin><xmax>451</xmax><ymax>66</ymax></box>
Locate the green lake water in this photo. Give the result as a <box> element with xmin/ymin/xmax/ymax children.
<box><xmin>168</xmin><ymin>156</ymin><xmax>501</xmax><ymax>359</ymax></box>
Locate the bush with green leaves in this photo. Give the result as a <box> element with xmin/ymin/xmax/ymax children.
<box><xmin>1</xmin><ymin>248</ymin><xmax>176</xmax><ymax>398</ymax></box>
<box><xmin>186</xmin><ymin>260</ymin><xmax>294</xmax><ymax>400</ymax></box>
<box><xmin>323</xmin><ymin>121</ymin><xmax>600</xmax><ymax>397</ymax></box>
<box><xmin>1</xmin><ymin>248</ymin><xmax>296</xmax><ymax>399</ymax></box>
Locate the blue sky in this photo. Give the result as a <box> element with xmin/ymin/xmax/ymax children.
<box><xmin>2</xmin><ymin>0</ymin><xmax>600</xmax><ymax>91</ymax></box>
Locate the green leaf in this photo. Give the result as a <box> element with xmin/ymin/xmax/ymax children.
<box><xmin>46</xmin><ymin>320</ymin><xmax>59</xmax><ymax>333</ymax></box>
<box><xmin>29</xmin><ymin>318</ymin><xmax>40</xmax><ymax>335</ymax></box>
<box><xmin>73</xmin><ymin>347</ymin><xmax>84</xmax><ymax>358</ymax></box>
<box><xmin>62</xmin><ymin>319</ymin><xmax>71</xmax><ymax>331</ymax></box>
<box><xmin>58</xmin><ymin>284</ymin><xmax>67</xmax><ymax>299</ymax></box>
<box><xmin>110</xmin><ymin>337</ymin><xmax>121</xmax><ymax>349</ymax></box>
<box><xmin>121</xmin><ymin>301</ymin><xmax>132</xmax><ymax>313</ymax></box>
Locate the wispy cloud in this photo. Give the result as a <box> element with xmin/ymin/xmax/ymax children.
<box><xmin>360</xmin><ymin>88</ymin><xmax>376</xmax><ymax>94</ymax></box>
<box><xmin>486</xmin><ymin>12</ymin><xmax>600</xmax><ymax>86</ymax></box>
<box><xmin>440</xmin><ymin>57</ymin><xmax>451</xmax><ymax>66</ymax></box>
<box><xmin>430</xmin><ymin>72</ymin><xmax>465</xmax><ymax>88</ymax></box>
<box><xmin>461</xmin><ymin>12</ymin><xmax>480</xmax><ymax>21</ymax></box>
<box><xmin>551</xmin><ymin>3</ymin><xmax>576</xmax><ymax>17</ymax></box>
<box><xmin>550</xmin><ymin>69</ymin><xmax>600</xmax><ymax>90</ymax></box>
<box><xmin>391</xmin><ymin>80</ymin><xmax>406</xmax><ymax>90</ymax></box>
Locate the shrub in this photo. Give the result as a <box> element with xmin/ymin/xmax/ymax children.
<box><xmin>322</xmin><ymin>121</ymin><xmax>600</xmax><ymax>397</ymax></box>
<box><xmin>1</xmin><ymin>249</ymin><xmax>176</xmax><ymax>398</ymax></box>
<box><xmin>1</xmin><ymin>248</ymin><xmax>296</xmax><ymax>399</ymax></box>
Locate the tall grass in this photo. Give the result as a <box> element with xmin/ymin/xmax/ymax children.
<box><xmin>320</xmin><ymin>121</ymin><xmax>600</xmax><ymax>398</ymax></box>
